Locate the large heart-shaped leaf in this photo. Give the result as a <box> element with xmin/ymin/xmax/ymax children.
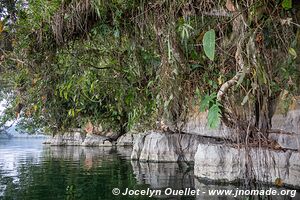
<box><xmin>282</xmin><ymin>0</ymin><xmax>292</xmax><ymax>10</ymax></box>
<box><xmin>203</xmin><ymin>29</ymin><xmax>216</xmax><ymax>61</ymax></box>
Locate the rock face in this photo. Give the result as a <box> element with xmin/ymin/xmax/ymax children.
<box><xmin>194</xmin><ymin>143</ymin><xmax>300</xmax><ymax>188</ymax></box>
<box><xmin>270</xmin><ymin>107</ymin><xmax>300</xmax><ymax>150</ymax></box>
<box><xmin>46</xmin><ymin>131</ymin><xmax>113</xmax><ymax>147</ymax></box>
<box><xmin>64</xmin><ymin>131</ymin><xmax>85</xmax><ymax>145</ymax></box>
<box><xmin>131</xmin><ymin>131</ymin><xmax>219</xmax><ymax>162</ymax></box>
<box><xmin>131</xmin><ymin>131</ymin><xmax>178</xmax><ymax>162</ymax></box>
<box><xmin>81</xmin><ymin>134</ymin><xmax>112</xmax><ymax>147</ymax></box>
<box><xmin>269</xmin><ymin>132</ymin><xmax>300</xmax><ymax>151</ymax></box>
<box><xmin>116</xmin><ymin>132</ymin><xmax>136</xmax><ymax>146</ymax></box>
<box><xmin>131</xmin><ymin>132</ymin><xmax>148</xmax><ymax>160</ymax></box>
<box><xmin>270</xmin><ymin>104</ymin><xmax>300</xmax><ymax>150</ymax></box>
<box><xmin>47</xmin><ymin>131</ymin><xmax>85</xmax><ymax>146</ymax></box>
<box><xmin>272</xmin><ymin>109</ymin><xmax>300</xmax><ymax>135</ymax></box>
<box><xmin>181</xmin><ymin>110</ymin><xmax>235</xmax><ymax>140</ymax></box>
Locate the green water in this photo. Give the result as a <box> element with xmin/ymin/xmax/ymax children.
<box><xmin>0</xmin><ymin>139</ymin><xmax>298</xmax><ymax>200</ymax></box>
<box><xmin>0</xmin><ymin>139</ymin><xmax>195</xmax><ymax>200</ymax></box>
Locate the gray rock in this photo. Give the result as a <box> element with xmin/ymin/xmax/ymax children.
<box><xmin>138</xmin><ymin>131</ymin><xmax>179</xmax><ymax>162</ymax></box>
<box><xmin>181</xmin><ymin>111</ymin><xmax>235</xmax><ymax>140</ymax></box>
<box><xmin>46</xmin><ymin>131</ymin><xmax>115</xmax><ymax>147</ymax></box>
<box><xmin>131</xmin><ymin>131</ymin><xmax>217</xmax><ymax>162</ymax></box>
<box><xmin>50</xmin><ymin>134</ymin><xmax>65</xmax><ymax>146</ymax></box>
<box><xmin>116</xmin><ymin>132</ymin><xmax>136</xmax><ymax>146</ymax></box>
<box><xmin>82</xmin><ymin>134</ymin><xmax>112</xmax><ymax>147</ymax></box>
<box><xmin>63</xmin><ymin>131</ymin><xmax>85</xmax><ymax>145</ymax></box>
<box><xmin>194</xmin><ymin>143</ymin><xmax>300</xmax><ymax>188</ymax></box>
<box><xmin>194</xmin><ymin>143</ymin><xmax>243</xmax><ymax>182</ymax></box>
<box><xmin>131</xmin><ymin>132</ymin><xmax>149</xmax><ymax>160</ymax></box>
<box><xmin>269</xmin><ymin>109</ymin><xmax>300</xmax><ymax>151</ymax></box>
<box><xmin>48</xmin><ymin>131</ymin><xmax>85</xmax><ymax>146</ymax></box>
<box><xmin>272</xmin><ymin>109</ymin><xmax>300</xmax><ymax>135</ymax></box>
<box><xmin>269</xmin><ymin>132</ymin><xmax>300</xmax><ymax>150</ymax></box>
<box><xmin>43</xmin><ymin>138</ymin><xmax>51</xmax><ymax>144</ymax></box>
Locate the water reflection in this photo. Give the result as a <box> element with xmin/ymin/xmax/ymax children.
<box><xmin>131</xmin><ymin>161</ymin><xmax>194</xmax><ymax>189</ymax></box>
<box><xmin>131</xmin><ymin>161</ymin><xmax>298</xmax><ymax>200</ymax></box>
<box><xmin>0</xmin><ymin>140</ymin><xmax>149</xmax><ymax>200</ymax></box>
<box><xmin>0</xmin><ymin>139</ymin><xmax>298</xmax><ymax>200</ymax></box>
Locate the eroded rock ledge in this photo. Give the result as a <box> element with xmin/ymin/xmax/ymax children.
<box><xmin>44</xmin><ymin>130</ymin><xmax>137</xmax><ymax>147</ymax></box>
<box><xmin>131</xmin><ymin>131</ymin><xmax>223</xmax><ymax>162</ymax></box>
<box><xmin>44</xmin><ymin>131</ymin><xmax>113</xmax><ymax>147</ymax></box>
<box><xmin>194</xmin><ymin>143</ymin><xmax>300</xmax><ymax>188</ymax></box>
<box><xmin>130</xmin><ymin>131</ymin><xmax>300</xmax><ymax>188</ymax></box>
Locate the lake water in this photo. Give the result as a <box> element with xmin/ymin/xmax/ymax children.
<box><xmin>0</xmin><ymin>138</ymin><xmax>298</xmax><ymax>200</ymax></box>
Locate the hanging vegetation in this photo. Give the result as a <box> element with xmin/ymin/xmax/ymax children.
<box><xmin>0</xmin><ymin>0</ymin><xmax>299</xmax><ymax>145</ymax></box>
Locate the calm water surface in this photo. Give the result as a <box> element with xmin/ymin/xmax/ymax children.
<box><xmin>0</xmin><ymin>138</ymin><xmax>298</xmax><ymax>200</ymax></box>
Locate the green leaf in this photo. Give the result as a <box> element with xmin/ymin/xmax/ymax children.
<box><xmin>195</xmin><ymin>87</ymin><xmax>201</xmax><ymax>98</ymax></box>
<box><xmin>68</xmin><ymin>109</ymin><xmax>74</xmax><ymax>116</ymax></box>
<box><xmin>125</xmin><ymin>92</ymin><xmax>134</xmax><ymax>106</ymax></box>
<box><xmin>200</xmin><ymin>94</ymin><xmax>211</xmax><ymax>112</ymax></box>
<box><xmin>64</xmin><ymin>91</ymin><xmax>68</xmax><ymax>100</ymax></box>
<box><xmin>207</xmin><ymin>104</ymin><xmax>221</xmax><ymax>128</ymax></box>
<box><xmin>200</xmin><ymin>93</ymin><xmax>217</xmax><ymax>112</ymax></box>
<box><xmin>282</xmin><ymin>0</ymin><xmax>292</xmax><ymax>10</ymax></box>
<box><xmin>288</xmin><ymin>47</ymin><xmax>297</xmax><ymax>59</ymax></box>
<box><xmin>203</xmin><ymin>29</ymin><xmax>216</xmax><ymax>61</ymax></box>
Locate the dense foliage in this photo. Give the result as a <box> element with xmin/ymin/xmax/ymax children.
<box><xmin>0</xmin><ymin>0</ymin><xmax>299</xmax><ymax>142</ymax></box>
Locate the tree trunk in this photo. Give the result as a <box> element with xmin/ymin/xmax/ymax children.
<box><xmin>255</xmin><ymin>85</ymin><xmax>280</xmax><ymax>136</ymax></box>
